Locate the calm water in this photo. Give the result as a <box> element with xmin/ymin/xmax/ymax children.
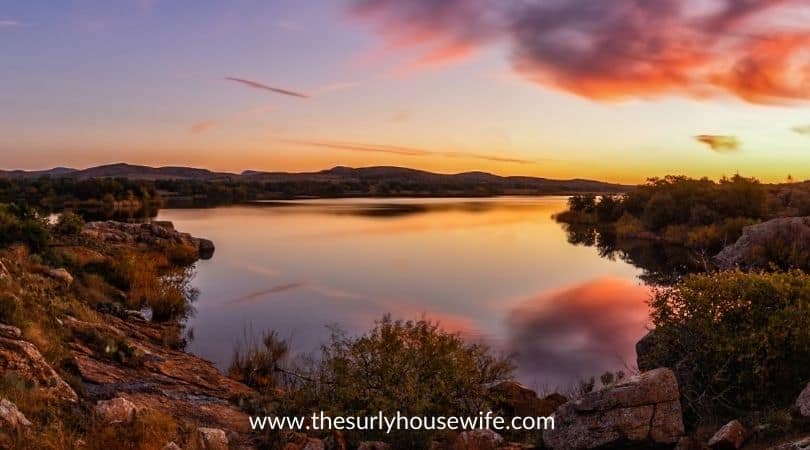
<box><xmin>157</xmin><ymin>197</ymin><xmax>650</xmax><ymax>389</ymax></box>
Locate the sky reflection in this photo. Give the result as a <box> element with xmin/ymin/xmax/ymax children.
<box><xmin>158</xmin><ymin>197</ymin><xmax>646</xmax><ymax>386</ymax></box>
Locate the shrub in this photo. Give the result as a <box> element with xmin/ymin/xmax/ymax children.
<box><xmin>647</xmin><ymin>270</ymin><xmax>810</xmax><ymax>423</ymax></box>
<box><xmin>55</xmin><ymin>211</ymin><xmax>85</xmax><ymax>235</ymax></box>
<box><xmin>310</xmin><ymin>316</ymin><xmax>513</xmax><ymax>447</ymax></box>
<box><xmin>0</xmin><ymin>205</ymin><xmax>51</xmax><ymax>254</ymax></box>
<box><xmin>229</xmin><ymin>330</ymin><xmax>290</xmax><ymax>392</ymax></box>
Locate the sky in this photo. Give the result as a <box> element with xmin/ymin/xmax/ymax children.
<box><xmin>1</xmin><ymin>0</ymin><xmax>810</xmax><ymax>184</ymax></box>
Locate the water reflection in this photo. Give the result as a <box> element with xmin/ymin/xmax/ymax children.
<box><xmin>561</xmin><ymin>223</ymin><xmax>706</xmax><ymax>285</ymax></box>
<box><xmin>158</xmin><ymin>197</ymin><xmax>654</xmax><ymax>386</ymax></box>
<box><xmin>506</xmin><ymin>278</ymin><xmax>651</xmax><ymax>389</ymax></box>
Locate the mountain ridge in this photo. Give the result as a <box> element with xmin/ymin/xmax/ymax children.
<box><xmin>0</xmin><ymin>163</ymin><xmax>632</xmax><ymax>192</ymax></box>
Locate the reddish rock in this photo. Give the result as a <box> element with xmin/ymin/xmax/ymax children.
<box><xmin>0</xmin><ymin>336</ymin><xmax>78</xmax><ymax>402</ymax></box>
<box><xmin>0</xmin><ymin>398</ymin><xmax>32</xmax><ymax>431</ymax></box>
<box><xmin>95</xmin><ymin>397</ymin><xmax>137</xmax><ymax>424</ymax></box>
<box><xmin>544</xmin><ymin>368</ymin><xmax>685</xmax><ymax>450</ymax></box>
<box><xmin>196</xmin><ymin>427</ymin><xmax>228</xmax><ymax>450</ymax></box>
<box><xmin>707</xmin><ymin>420</ymin><xmax>747</xmax><ymax>450</ymax></box>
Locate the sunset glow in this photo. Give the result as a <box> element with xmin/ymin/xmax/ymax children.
<box><xmin>2</xmin><ymin>0</ymin><xmax>810</xmax><ymax>183</ymax></box>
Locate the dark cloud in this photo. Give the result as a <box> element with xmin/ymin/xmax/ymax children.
<box><xmin>288</xmin><ymin>139</ymin><xmax>535</xmax><ymax>164</ymax></box>
<box><xmin>349</xmin><ymin>0</ymin><xmax>810</xmax><ymax>103</ymax></box>
<box><xmin>505</xmin><ymin>278</ymin><xmax>651</xmax><ymax>387</ymax></box>
<box><xmin>695</xmin><ymin>135</ymin><xmax>741</xmax><ymax>152</ymax></box>
<box><xmin>225</xmin><ymin>77</ymin><xmax>309</xmax><ymax>99</ymax></box>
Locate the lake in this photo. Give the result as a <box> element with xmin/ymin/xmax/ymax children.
<box><xmin>157</xmin><ymin>197</ymin><xmax>651</xmax><ymax>389</ymax></box>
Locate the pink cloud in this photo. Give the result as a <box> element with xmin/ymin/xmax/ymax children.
<box><xmin>348</xmin><ymin>0</ymin><xmax>810</xmax><ymax>104</ymax></box>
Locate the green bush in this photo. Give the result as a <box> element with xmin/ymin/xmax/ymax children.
<box><xmin>0</xmin><ymin>204</ymin><xmax>51</xmax><ymax>253</ymax></box>
<box><xmin>647</xmin><ymin>270</ymin><xmax>810</xmax><ymax>422</ymax></box>
<box><xmin>55</xmin><ymin>211</ymin><xmax>85</xmax><ymax>235</ymax></box>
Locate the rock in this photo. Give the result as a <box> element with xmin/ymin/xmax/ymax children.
<box><xmin>796</xmin><ymin>382</ymin><xmax>810</xmax><ymax>418</ymax></box>
<box><xmin>707</xmin><ymin>420</ymin><xmax>747</xmax><ymax>450</ymax></box>
<box><xmin>675</xmin><ymin>436</ymin><xmax>710</xmax><ymax>450</ymax></box>
<box><xmin>152</xmin><ymin>221</ymin><xmax>175</xmax><ymax>230</ymax></box>
<box><xmin>635</xmin><ymin>330</ymin><xmax>657</xmax><ymax>372</ymax></box>
<box><xmin>715</xmin><ymin>217</ymin><xmax>810</xmax><ymax>270</ymax></box>
<box><xmin>0</xmin><ymin>398</ymin><xmax>32</xmax><ymax>431</ymax></box>
<box><xmin>83</xmin><ymin>221</ymin><xmax>215</xmax><ymax>261</ymax></box>
<box><xmin>453</xmin><ymin>429</ymin><xmax>504</xmax><ymax>450</ymax></box>
<box><xmin>197</xmin><ymin>427</ymin><xmax>229</xmax><ymax>450</ymax></box>
<box><xmin>197</xmin><ymin>238</ymin><xmax>215</xmax><ymax>260</ymax></box>
<box><xmin>68</xmin><ymin>315</ymin><xmax>252</xmax><ymax>433</ymax></box>
<box><xmin>0</xmin><ymin>325</ymin><xmax>21</xmax><ymax>340</ymax></box>
<box><xmin>303</xmin><ymin>438</ymin><xmax>325</xmax><ymax>450</ymax></box>
<box><xmin>357</xmin><ymin>442</ymin><xmax>392</xmax><ymax>450</ymax></box>
<box><xmin>162</xmin><ymin>443</ymin><xmax>182</xmax><ymax>450</ymax></box>
<box><xmin>46</xmin><ymin>268</ymin><xmax>73</xmax><ymax>286</ymax></box>
<box><xmin>324</xmin><ymin>431</ymin><xmax>347</xmax><ymax>450</ymax></box>
<box><xmin>543</xmin><ymin>368</ymin><xmax>685</xmax><ymax>450</ymax></box>
<box><xmin>0</xmin><ymin>336</ymin><xmax>78</xmax><ymax>402</ymax></box>
<box><xmin>772</xmin><ymin>436</ymin><xmax>810</xmax><ymax>450</ymax></box>
<box><xmin>95</xmin><ymin>397</ymin><xmax>137</xmax><ymax>424</ymax></box>
<box><xmin>489</xmin><ymin>381</ymin><xmax>567</xmax><ymax>417</ymax></box>
<box><xmin>0</xmin><ymin>260</ymin><xmax>9</xmax><ymax>280</ymax></box>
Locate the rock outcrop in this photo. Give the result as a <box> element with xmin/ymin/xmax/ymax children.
<box><xmin>796</xmin><ymin>382</ymin><xmax>810</xmax><ymax>418</ymax></box>
<box><xmin>707</xmin><ymin>420</ymin><xmax>747</xmax><ymax>450</ymax></box>
<box><xmin>544</xmin><ymin>368</ymin><xmax>685</xmax><ymax>450</ymax></box>
<box><xmin>0</xmin><ymin>327</ymin><xmax>78</xmax><ymax>403</ymax></box>
<box><xmin>82</xmin><ymin>221</ymin><xmax>215</xmax><ymax>260</ymax></box>
<box><xmin>65</xmin><ymin>315</ymin><xmax>253</xmax><ymax>434</ymax></box>
<box><xmin>715</xmin><ymin>217</ymin><xmax>810</xmax><ymax>270</ymax></box>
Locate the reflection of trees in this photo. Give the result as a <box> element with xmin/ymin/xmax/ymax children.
<box><xmin>563</xmin><ymin>223</ymin><xmax>705</xmax><ymax>285</ymax></box>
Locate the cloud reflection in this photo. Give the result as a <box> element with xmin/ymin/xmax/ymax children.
<box><xmin>506</xmin><ymin>278</ymin><xmax>651</xmax><ymax>388</ymax></box>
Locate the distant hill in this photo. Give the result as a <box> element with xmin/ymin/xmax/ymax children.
<box><xmin>0</xmin><ymin>163</ymin><xmax>235</xmax><ymax>181</ymax></box>
<box><xmin>0</xmin><ymin>163</ymin><xmax>631</xmax><ymax>194</ymax></box>
<box><xmin>241</xmin><ymin>166</ymin><xmax>631</xmax><ymax>193</ymax></box>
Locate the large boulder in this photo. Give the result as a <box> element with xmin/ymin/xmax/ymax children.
<box><xmin>715</xmin><ymin>217</ymin><xmax>810</xmax><ymax>270</ymax></box>
<box><xmin>707</xmin><ymin>420</ymin><xmax>747</xmax><ymax>450</ymax></box>
<box><xmin>0</xmin><ymin>335</ymin><xmax>78</xmax><ymax>402</ymax></box>
<box><xmin>544</xmin><ymin>368</ymin><xmax>685</xmax><ymax>450</ymax></box>
<box><xmin>489</xmin><ymin>381</ymin><xmax>567</xmax><ymax>418</ymax></box>
<box><xmin>95</xmin><ymin>397</ymin><xmax>137</xmax><ymax>424</ymax></box>
<box><xmin>797</xmin><ymin>382</ymin><xmax>810</xmax><ymax>418</ymax></box>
